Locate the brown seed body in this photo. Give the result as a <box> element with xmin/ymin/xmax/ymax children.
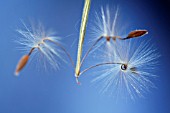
<box><xmin>127</xmin><ymin>30</ymin><xmax>148</xmax><ymax>38</ymax></box>
<box><xmin>15</xmin><ymin>55</ymin><xmax>29</xmax><ymax>75</ymax></box>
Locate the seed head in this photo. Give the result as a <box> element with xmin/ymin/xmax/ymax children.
<box><xmin>92</xmin><ymin>39</ymin><xmax>160</xmax><ymax>99</ymax></box>
<box><xmin>15</xmin><ymin>22</ymin><xmax>65</xmax><ymax>74</ymax></box>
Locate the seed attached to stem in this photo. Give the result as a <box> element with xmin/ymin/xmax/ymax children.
<box><xmin>16</xmin><ymin>22</ymin><xmax>75</xmax><ymax>76</ymax></box>
<box><xmin>15</xmin><ymin>55</ymin><xmax>30</xmax><ymax>76</ymax></box>
<box><xmin>127</xmin><ymin>30</ymin><xmax>148</xmax><ymax>39</ymax></box>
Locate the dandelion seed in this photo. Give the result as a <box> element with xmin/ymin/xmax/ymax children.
<box><xmin>89</xmin><ymin>6</ymin><xmax>148</xmax><ymax>48</ymax></box>
<box><xmin>15</xmin><ymin>55</ymin><xmax>30</xmax><ymax>75</ymax></box>
<box><xmin>122</xmin><ymin>30</ymin><xmax>148</xmax><ymax>40</ymax></box>
<box><xmin>92</xmin><ymin>39</ymin><xmax>160</xmax><ymax>99</ymax></box>
<box><xmin>15</xmin><ymin>22</ymin><xmax>74</xmax><ymax>75</ymax></box>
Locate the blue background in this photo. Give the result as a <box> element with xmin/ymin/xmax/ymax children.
<box><xmin>0</xmin><ymin>0</ymin><xmax>169</xmax><ymax>113</ymax></box>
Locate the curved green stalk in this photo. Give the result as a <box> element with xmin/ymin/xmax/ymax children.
<box><xmin>75</xmin><ymin>0</ymin><xmax>91</xmax><ymax>77</ymax></box>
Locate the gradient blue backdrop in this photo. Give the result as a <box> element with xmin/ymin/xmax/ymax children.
<box><xmin>0</xmin><ymin>0</ymin><xmax>169</xmax><ymax>113</ymax></box>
